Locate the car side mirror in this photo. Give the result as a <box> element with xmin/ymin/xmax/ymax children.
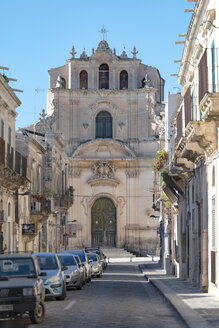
<box><xmin>39</xmin><ymin>272</ymin><xmax>47</xmax><ymax>277</ymax></box>
<box><xmin>62</xmin><ymin>266</ymin><xmax>68</xmax><ymax>271</ymax></box>
<box><xmin>88</xmin><ymin>259</ymin><xmax>93</xmax><ymax>263</ymax></box>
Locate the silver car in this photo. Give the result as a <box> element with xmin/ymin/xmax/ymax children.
<box><xmin>58</xmin><ymin>253</ymin><xmax>83</xmax><ymax>290</ymax></box>
<box><xmin>87</xmin><ymin>253</ymin><xmax>103</xmax><ymax>278</ymax></box>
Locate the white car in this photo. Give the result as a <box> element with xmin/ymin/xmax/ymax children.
<box><xmin>58</xmin><ymin>253</ymin><xmax>83</xmax><ymax>290</ymax></box>
<box><xmin>87</xmin><ymin>253</ymin><xmax>103</xmax><ymax>278</ymax></box>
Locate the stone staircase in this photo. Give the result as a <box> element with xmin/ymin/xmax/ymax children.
<box><xmin>101</xmin><ymin>247</ymin><xmax>136</xmax><ymax>259</ymax></box>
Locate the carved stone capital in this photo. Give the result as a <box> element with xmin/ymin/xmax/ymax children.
<box><xmin>125</xmin><ymin>169</ymin><xmax>139</xmax><ymax>178</ymax></box>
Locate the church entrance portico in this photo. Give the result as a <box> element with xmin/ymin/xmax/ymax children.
<box><xmin>91</xmin><ymin>197</ymin><xmax>116</xmax><ymax>247</ymax></box>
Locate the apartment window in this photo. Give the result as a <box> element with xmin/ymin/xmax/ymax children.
<box><xmin>212</xmin><ymin>165</ymin><xmax>215</xmax><ymax>187</ymax></box>
<box><xmin>191</xmin><ymin>91</ymin><xmax>194</xmax><ymax>120</ymax></box>
<box><xmin>8</xmin><ymin>202</ymin><xmax>11</xmax><ymax>217</ymax></box>
<box><xmin>192</xmin><ymin>185</ymin><xmax>194</xmax><ymax>203</ymax></box>
<box><xmin>211</xmin><ymin>41</ymin><xmax>216</xmax><ymax>93</ymax></box>
<box><xmin>198</xmin><ymin>49</ymin><xmax>208</xmax><ymax>102</ymax></box>
<box><xmin>96</xmin><ymin>111</ymin><xmax>112</xmax><ymax>138</ymax></box>
<box><xmin>99</xmin><ymin>64</ymin><xmax>109</xmax><ymax>89</ymax></box>
<box><xmin>184</xmin><ymin>86</ymin><xmax>191</xmax><ymax>127</ymax></box>
<box><xmin>8</xmin><ymin>126</ymin><xmax>11</xmax><ymax>146</ymax></box>
<box><xmin>212</xmin><ymin>196</ymin><xmax>216</xmax><ymax>250</ymax></box>
<box><xmin>1</xmin><ymin>119</ymin><xmax>4</xmax><ymax>139</ymax></box>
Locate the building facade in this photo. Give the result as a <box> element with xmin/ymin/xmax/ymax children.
<box><xmin>159</xmin><ymin>0</ymin><xmax>219</xmax><ymax>293</ymax></box>
<box><xmin>45</xmin><ymin>40</ymin><xmax>165</xmax><ymax>253</ymax></box>
<box><xmin>0</xmin><ymin>72</ymin><xmax>28</xmax><ymax>253</ymax></box>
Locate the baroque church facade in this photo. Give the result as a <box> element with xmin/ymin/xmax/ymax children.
<box><xmin>45</xmin><ymin>40</ymin><xmax>165</xmax><ymax>252</ymax></box>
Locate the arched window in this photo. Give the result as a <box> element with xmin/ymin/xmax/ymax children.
<box><xmin>120</xmin><ymin>70</ymin><xmax>128</xmax><ymax>90</ymax></box>
<box><xmin>96</xmin><ymin>111</ymin><xmax>112</xmax><ymax>138</ymax></box>
<box><xmin>80</xmin><ymin>70</ymin><xmax>88</xmax><ymax>89</ymax></box>
<box><xmin>99</xmin><ymin>64</ymin><xmax>109</xmax><ymax>89</ymax></box>
<box><xmin>212</xmin><ymin>165</ymin><xmax>215</xmax><ymax>187</ymax></box>
<box><xmin>61</xmin><ymin>78</ymin><xmax>66</xmax><ymax>89</ymax></box>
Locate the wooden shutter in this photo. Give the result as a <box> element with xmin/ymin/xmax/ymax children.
<box><xmin>199</xmin><ymin>49</ymin><xmax>208</xmax><ymax>102</ymax></box>
<box><xmin>184</xmin><ymin>86</ymin><xmax>191</xmax><ymax>127</ymax></box>
<box><xmin>176</xmin><ymin>108</ymin><xmax>182</xmax><ymax>143</ymax></box>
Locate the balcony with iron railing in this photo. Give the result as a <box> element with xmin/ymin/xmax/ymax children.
<box><xmin>0</xmin><ymin>137</ymin><xmax>28</xmax><ymax>190</ymax></box>
<box><xmin>30</xmin><ymin>196</ymin><xmax>51</xmax><ymax>222</ymax></box>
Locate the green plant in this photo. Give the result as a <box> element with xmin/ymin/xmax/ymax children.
<box><xmin>153</xmin><ymin>150</ymin><xmax>168</xmax><ymax>172</ymax></box>
<box><xmin>3</xmin><ymin>74</ymin><xmax>9</xmax><ymax>83</ymax></box>
<box><xmin>199</xmin><ymin>104</ymin><xmax>206</xmax><ymax>112</ymax></box>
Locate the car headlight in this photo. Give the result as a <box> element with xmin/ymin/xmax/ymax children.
<box><xmin>46</xmin><ymin>276</ymin><xmax>60</xmax><ymax>284</ymax></box>
<box><xmin>23</xmin><ymin>288</ymin><xmax>33</xmax><ymax>296</ymax></box>
<box><xmin>72</xmin><ymin>270</ymin><xmax>78</xmax><ymax>275</ymax></box>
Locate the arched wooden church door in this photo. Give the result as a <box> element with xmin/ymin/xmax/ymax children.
<box><xmin>91</xmin><ymin>197</ymin><xmax>116</xmax><ymax>247</ymax></box>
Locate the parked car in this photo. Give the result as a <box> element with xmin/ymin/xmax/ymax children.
<box><xmin>0</xmin><ymin>253</ymin><xmax>45</xmax><ymax>324</ymax></box>
<box><xmin>62</xmin><ymin>250</ymin><xmax>91</xmax><ymax>283</ymax></box>
<box><xmin>58</xmin><ymin>253</ymin><xmax>83</xmax><ymax>290</ymax></box>
<box><xmin>85</xmin><ymin>247</ymin><xmax>107</xmax><ymax>270</ymax></box>
<box><xmin>73</xmin><ymin>254</ymin><xmax>86</xmax><ymax>286</ymax></box>
<box><xmin>35</xmin><ymin>252</ymin><xmax>66</xmax><ymax>300</ymax></box>
<box><xmin>87</xmin><ymin>253</ymin><xmax>103</xmax><ymax>278</ymax></box>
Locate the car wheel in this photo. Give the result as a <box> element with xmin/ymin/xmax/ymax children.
<box><xmin>30</xmin><ymin>301</ymin><xmax>45</xmax><ymax>324</ymax></box>
<box><xmin>76</xmin><ymin>281</ymin><xmax>83</xmax><ymax>290</ymax></box>
<box><xmin>97</xmin><ymin>273</ymin><xmax>102</xmax><ymax>278</ymax></box>
<box><xmin>56</xmin><ymin>283</ymin><xmax>66</xmax><ymax>301</ymax></box>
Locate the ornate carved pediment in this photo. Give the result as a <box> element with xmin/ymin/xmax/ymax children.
<box><xmin>88</xmin><ymin>160</ymin><xmax>119</xmax><ymax>187</ymax></box>
<box><xmin>72</xmin><ymin>139</ymin><xmax>136</xmax><ymax>160</ymax></box>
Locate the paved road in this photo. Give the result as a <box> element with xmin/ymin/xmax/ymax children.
<box><xmin>1</xmin><ymin>263</ymin><xmax>186</xmax><ymax>328</ymax></box>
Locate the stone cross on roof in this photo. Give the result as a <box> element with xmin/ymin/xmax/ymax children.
<box><xmin>99</xmin><ymin>25</ymin><xmax>109</xmax><ymax>40</ymax></box>
<box><xmin>70</xmin><ymin>46</ymin><xmax>77</xmax><ymax>59</ymax></box>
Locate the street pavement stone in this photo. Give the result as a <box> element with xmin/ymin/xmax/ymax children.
<box><xmin>3</xmin><ymin>262</ymin><xmax>186</xmax><ymax>328</ymax></box>
<box><xmin>140</xmin><ymin>262</ymin><xmax>219</xmax><ymax>328</ymax></box>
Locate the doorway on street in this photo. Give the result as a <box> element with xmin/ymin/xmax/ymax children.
<box><xmin>91</xmin><ymin>197</ymin><xmax>116</xmax><ymax>247</ymax></box>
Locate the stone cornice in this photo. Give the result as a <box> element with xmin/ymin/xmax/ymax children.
<box><xmin>50</xmin><ymin>87</ymin><xmax>147</xmax><ymax>96</ymax></box>
<box><xmin>0</xmin><ymin>74</ymin><xmax>21</xmax><ymax>109</ymax></box>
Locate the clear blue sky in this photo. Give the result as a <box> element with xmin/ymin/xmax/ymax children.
<box><xmin>0</xmin><ymin>0</ymin><xmax>192</xmax><ymax>129</ymax></box>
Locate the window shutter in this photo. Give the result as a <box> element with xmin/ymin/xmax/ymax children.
<box><xmin>176</xmin><ymin>108</ymin><xmax>182</xmax><ymax>143</ymax></box>
<box><xmin>211</xmin><ymin>41</ymin><xmax>216</xmax><ymax>92</ymax></box>
<box><xmin>212</xmin><ymin>196</ymin><xmax>216</xmax><ymax>250</ymax></box>
<box><xmin>184</xmin><ymin>86</ymin><xmax>191</xmax><ymax>127</ymax></box>
<box><xmin>199</xmin><ymin>49</ymin><xmax>208</xmax><ymax>102</ymax></box>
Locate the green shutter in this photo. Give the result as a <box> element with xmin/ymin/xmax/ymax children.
<box><xmin>211</xmin><ymin>41</ymin><xmax>216</xmax><ymax>93</ymax></box>
<box><xmin>8</xmin><ymin>126</ymin><xmax>11</xmax><ymax>145</ymax></box>
<box><xmin>1</xmin><ymin>119</ymin><xmax>4</xmax><ymax>139</ymax></box>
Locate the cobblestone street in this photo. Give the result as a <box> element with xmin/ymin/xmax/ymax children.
<box><xmin>2</xmin><ymin>263</ymin><xmax>186</xmax><ymax>328</ymax></box>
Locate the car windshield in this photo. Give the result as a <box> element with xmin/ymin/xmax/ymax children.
<box><xmin>74</xmin><ymin>256</ymin><xmax>80</xmax><ymax>265</ymax></box>
<box><xmin>0</xmin><ymin>258</ymin><xmax>36</xmax><ymax>277</ymax></box>
<box><xmin>87</xmin><ymin>254</ymin><xmax>97</xmax><ymax>261</ymax></box>
<box><xmin>71</xmin><ymin>251</ymin><xmax>86</xmax><ymax>262</ymax></box>
<box><xmin>58</xmin><ymin>255</ymin><xmax>76</xmax><ymax>266</ymax></box>
<box><xmin>36</xmin><ymin>255</ymin><xmax>58</xmax><ymax>270</ymax></box>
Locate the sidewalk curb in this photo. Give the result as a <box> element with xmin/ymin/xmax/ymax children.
<box><xmin>138</xmin><ymin>265</ymin><xmax>211</xmax><ymax>328</ymax></box>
